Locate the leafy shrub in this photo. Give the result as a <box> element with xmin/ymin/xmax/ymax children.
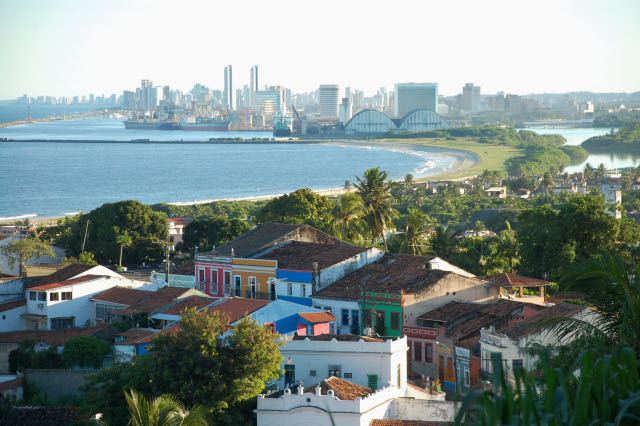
<box><xmin>62</xmin><ymin>336</ymin><xmax>110</xmax><ymax>369</ymax></box>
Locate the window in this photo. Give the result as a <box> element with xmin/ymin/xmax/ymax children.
<box><xmin>96</xmin><ymin>303</ymin><xmax>120</xmax><ymax>320</ymax></box>
<box><xmin>287</xmin><ymin>283</ymin><xmax>293</xmax><ymax>296</ymax></box>
<box><xmin>50</xmin><ymin>317</ymin><xmax>74</xmax><ymax>330</ymax></box>
<box><xmin>344</xmin><ymin>373</ymin><xmax>352</xmax><ymax>379</ymax></box>
<box><xmin>248</xmin><ymin>277</ymin><xmax>257</xmax><ymax>298</ymax></box>
<box><xmin>351</xmin><ymin>310</ymin><xmax>359</xmax><ymax>333</ymax></box>
<box><xmin>464</xmin><ymin>367</ymin><xmax>470</xmax><ymax>387</ymax></box>
<box><xmin>49</xmin><ymin>293</ymin><xmax>59</xmax><ymax>302</ymax></box>
<box><xmin>31</xmin><ymin>320</ymin><xmax>39</xmax><ymax>330</ymax></box>
<box><xmin>234</xmin><ymin>276</ymin><xmax>242</xmax><ymax>297</ymax></box>
<box><xmin>284</xmin><ymin>365</ymin><xmax>295</xmax><ymax>385</ymax></box>
<box><xmin>329</xmin><ymin>365</ymin><xmax>341</xmax><ymax>378</ymax></box>
<box><xmin>309</xmin><ymin>370</ymin><xmax>317</xmax><ymax>377</ymax></box>
<box><xmin>367</xmin><ymin>374</ymin><xmax>378</xmax><ymax>390</ymax></box>
<box><xmin>61</xmin><ymin>292</ymin><xmax>72</xmax><ymax>300</ymax></box>
<box><xmin>391</xmin><ymin>311</ymin><xmax>400</xmax><ymax>330</ymax></box>
<box><xmin>363</xmin><ymin>309</ymin><xmax>373</xmax><ymax>328</ymax></box>
<box><xmin>341</xmin><ymin>309</ymin><xmax>349</xmax><ymax>326</ymax></box>
<box><xmin>210</xmin><ymin>270</ymin><xmax>218</xmax><ymax>294</ymax></box>
<box><xmin>29</xmin><ymin>291</ymin><xmax>37</xmax><ymax>301</ymax></box>
<box><xmin>397</xmin><ymin>364</ymin><xmax>401</xmax><ymax>388</ymax></box>
<box><xmin>223</xmin><ymin>271</ymin><xmax>231</xmax><ymax>294</ymax></box>
<box><xmin>425</xmin><ymin>342</ymin><xmax>433</xmax><ymax>363</ymax></box>
<box><xmin>38</xmin><ymin>292</ymin><xmax>46</xmax><ymax>301</ymax></box>
<box><xmin>512</xmin><ymin>359</ymin><xmax>523</xmax><ymax>370</ymax></box>
<box><xmin>414</xmin><ymin>341</ymin><xmax>423</xmax><ymax>362</ymax></box>
<box><xmin>301</xmin><ymin>284</ymin><xmax>306</xmax><ymax>297</ymax></box>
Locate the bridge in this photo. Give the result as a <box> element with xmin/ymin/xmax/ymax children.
<box><xmin>522</xmin><ymin>119</ymin><xmax>594</xmax><ymax>128</ymax></box>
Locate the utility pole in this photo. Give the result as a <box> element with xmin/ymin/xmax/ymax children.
<box><xmin>81</xmin><ymin>219</ymin><xmax>90</xmax><ymax>253</ymax></box>
<box><xmin>165</xmin><ymin>233</ymin><xmax>171</xmax><ymax>285</ymax></box>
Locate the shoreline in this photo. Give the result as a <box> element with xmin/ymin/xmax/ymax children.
<box><xmin>0</xmin><ymin>110</ymin><xmax>102</xmax><ymax>128</ymax></box>
<box><xmin>0</xmin><ymin>139</ymin><xmax>481</xmax><ymax>226</ymax></box>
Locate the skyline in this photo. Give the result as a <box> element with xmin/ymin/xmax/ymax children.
<box><xmin>1</xmin><ymin>0</ymin><xmax>639</xmax><ymax>99</ymax></box>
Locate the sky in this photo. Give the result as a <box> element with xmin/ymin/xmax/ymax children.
<box><xmin>0</xmin><ymin>0</ymin><xmax>639</xmax><ymax>99</ymax></box>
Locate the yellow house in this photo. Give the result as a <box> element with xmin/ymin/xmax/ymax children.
<box><xmin>231</xmin><ymin>258</ymin><xmax>277</xmax><ymax>300</ymax></box>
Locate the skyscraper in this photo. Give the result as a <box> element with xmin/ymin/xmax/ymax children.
<box><xmin>462</xmin><ymin>83</ymin><xmax>481</xmax><ymax>112</ymax></box>
<box><xmin>223</xmin><ymin>65</ymin><xmax>233</xmax><ymax>109</ymax></box>
<box><xmin>394</xmin><ymin>83</ymin><xmax>438</xmax><ymax>117</ymax></box>
<box><xmin>318</xmin><ymin>84</ymin><xmax>340</xmax><ymax>119</ymax></box>
<box><xmin>250</xmin><ymin>65</ymin><xmax>259</xmax><ymax>109</ymax></box>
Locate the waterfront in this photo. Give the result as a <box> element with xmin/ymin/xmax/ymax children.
<box><xmin>0</xmin><ymin>119</ymin><xmax>462</xmax><ymax>220</ymax></box>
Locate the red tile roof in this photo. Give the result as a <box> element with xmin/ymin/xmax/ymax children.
<box><xmin>297</xmin><ymin>312</ymin><xmax>337</xmax><ymax>323</ymax></box>
<box><xmin>114</xmin><ymin>328</ymin><xmax>159</xmax><ymax>346</ymax></box>
<box><xmin>256</xmin><ymin>241</ymin><xmax>368</xmax><ymax>271</ymax></box>
<box><xmin>305</xmin><ymin>376</ymin><xmax>372</xmax><ymax>400</ymax></box>
<box><xmin>418</xmin><ymin>301</ymin><xmax>483</xmax><ymax>324</ymax></box>
<box><xmin>112</xmin><ymin>287</ymin><xmax>193</xmax><ymax>316</ymax></box>
<box><xmin>91</xmin><ymin>287</ymin><xmax>151</xmax><ymax>306</ymax></box>
<box><xmin>478</xmin><ymin>273</ymin><xmax>550</xmax><ymax>288</ymax></box>
<box><xmin>0</xmin><ymin>323</ymin><xmax>109</xmax><ymax>345</ymax></box>
<box><xmin>501</xmin><ymin>302</ymin><xmax>585</xmax><ymax>340</ymax></box>
<box><xmin>167</xmin><ymin>217</ymin><xmax>193</xmax><ymax>227</ymax></box>
<box><xmin>161</xmin><ymin>295</ymin><xmax>216</xmax><ymax>315</ymax></box>
<box><xmin>370</xmin><ymin>420</ymin><xmax>450</xmax><ymax>426</ymax></box>
<box><xmin>26</xmin><ymin>263</ymin><xmax>97</xmax><ymax>289</ymax></box>
<box><xmin>0</xmin><ymin>298</ymin><xmax>26</xmax><ymax>313</ymax></box>
<box><xmin>215</xmin><ymin>223</ymin><xmax>353</xmax><ymax>258</ymax></box>
<box><xmin>292</xmin><ymin>333</ymin><xmax>384</xmax><ymax>342</ymax></box>
<box><xmin>206</xmin><ymin>297</ymin><xmax>271</xmax><ymax>324</ymax></box>
<box><xmin>0</xmin><ymin>376</ymin><xmax>23</xmax><ymax>392</ymax></box>
<box><xmin>315</xmin><ymin>254</ymin><xmax>475</xmax><ymax>300</ymax></box>
<box><xmin>29</xmin><ymin>275</ymin><xmax>103</xmax><ymax>291</ymax></box>
<box><xmin>173</xmin><ymin>260</ymin><xmax>194</xmax><ymax>276</ymax></box>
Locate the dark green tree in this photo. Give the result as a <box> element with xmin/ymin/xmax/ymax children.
<box><xmin>255</xmin><ymin>188</ymin><xmax>334</xmax><ymax>229</ymax></box>
<box><xmin>181</xmin><ymin>217</ymin><xmax>251</xmax><ymax>252</ymax></box>
<box><xmin>62</xmin><ymin>336</ymin><xmax>110</xmax><ymax>369</ymax></box>
<box><xmin>354</xmin><ymin>167</ymin><xmax>398</xmax><ymax>250</ymax></box>
<box><xmin>67</xmin><ymin>200</ymin><xmax>168</xmax><ymax>265</ymax></box>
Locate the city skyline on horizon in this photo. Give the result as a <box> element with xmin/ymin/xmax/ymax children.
<box><xmin>1</xmin><ymin>0</ymin><xmax>639</xmax><ymax>99</ymax></box>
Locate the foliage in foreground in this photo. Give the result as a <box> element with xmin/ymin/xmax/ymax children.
<box><xmin>455</xmin><ymin>347</ymin><xmax>640</xmax><ymax>425</ymax></box>
<box><xmin>81</xmin><ymin>309</ymin><xmax>283</xmax><ymax>425</ymax></box>
<box><xmin>62</xmin><ymin>336</ymin><xmax>111</xmax><ymax>369</ymax></box>
<box><xmin>125</xmin><ymin>389</ymin><xmax>209</xmax><ymax>426</ymax></box>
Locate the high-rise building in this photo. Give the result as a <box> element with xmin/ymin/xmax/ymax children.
<box><xmin>223</xmin><ymin>65</ymin><xmax>233</xmax><ymax>109</ymax></box>
<box><xmin>462</xmin><ymin>83</ymin><xmax>481</xmax><ymax>112</ymax></box>
<box><xmin>338</xmin><ymin>97</ymin><xmax>352</xmax><ymax>125</ymax></box>
<box><xmin>255</xmin><ymin>89</ymin><xmax>282</xmax><ymax>116</ymax></box>
<box><xmin>318</xmin><ymin>84</ymin><xmax>340</xmax><ymax>119</ymax></box>
<box><xmin>393</xmin><ymin>83</ymin><xmax>438</xmax><ymax>117</ymax></box>
<box><xmin>250</xmin><ymin>65</ymin><xmax>259</xmax><ymax>109</ymax></box>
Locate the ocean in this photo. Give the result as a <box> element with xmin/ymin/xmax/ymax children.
<box><xmin>0</xmin><ymin>118</ymin><xmax>457</xmax><ymax>220</ymax></box>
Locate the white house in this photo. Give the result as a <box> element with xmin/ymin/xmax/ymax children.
<box><xmin>0</xmin><ymin>236</ymin><xmax>66</xmax><ymax>277</ymax></box>
<box><xmin>479</xmin><ymin>302</ymin><xmax>598</xmax><ymax>383</ymax></box>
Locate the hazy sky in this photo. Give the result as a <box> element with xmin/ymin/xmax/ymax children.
<box><xmin>1</xmin><ymin>0</ymin><xmax>639</xmax><ymax>99</ymax></box>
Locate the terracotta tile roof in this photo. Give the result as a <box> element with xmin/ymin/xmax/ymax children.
<box><xmin>418</xmin><ymin>301</ymin><xmax>484</xmax><ymax>324</ymax></box>
<box><xmin>297</xmin><ymin>312</ymin><xmax>337</xmax><ymax>323</ymax></box>
<box><xmin>501</xmin><ymin>302</ymin><xmax>585</xmax><ymax>340</ymax></box>
<box><xmin>167</xmin><ymin>217</ymin><xmax>192</xmax><ymax>227</ymax></box>
<box><xmin>0</xmin><ymin>406</ymin><xmax>87</xmax><ymax>425</ymax></box>
<box><xmin>305</xmin><ymin>376</ymin><xmax>373</xmax><ymax>400</ymax></box>
<box><xmin>29</xmin><ymin>274</ymin><xmax>103</xmax><ymax>291</ymax></box>
<box><xmin>544</xmin><ymin>292</ymin><xmax>589</xmax><ymax>304</ymax></box>
<box><xmin>0</xmin><ymin>323</ymin><xmax>109</xmax><ymax>345</ymax></box>
<box><xmin>0</xmin><ymin>376</ymin><xmax>23</xmax><ymax>392</ymax></box>
<box><xmin>314</xmin><ymin>254</ymin><xmax>472</xmax><ymax>300</ymax></box>
<box><xmin>216</xmin><ymin>223</ymin><xmax>353</xmax><ymax>258</ymax></box>
<box><xmin>206</xmin><ymin>297</ymin><xmax>271</xmax><ymax>323</ymax></box>
<box><xmin>370</xmin><ymin>420</ymin><xmax>450</xmax><ymax>426</ymax></box>
<box><xmin>173</xmin><ymin>260</ymin><xmax>194</xmax><ymax>276</ymax></box>
<box><xmin>26</xmin><ymin>263</ymin><xmax>96</xmax><ymax>289</ymax></box>
<box><xmin>91</xmin><ymin>287</ymin><xmax>152</xmax><ymax>306</ymax></box>
<box><xmin>113</xmin><ymin>287</ymin><xmax>193</xmax><ymax>316</ymax></box>
<box><xmin>406</xmin><ymin>382</ymin><xmax>441</xmax><ymax>396</ymax></box>
<box><xmin>292</xmin><ymin>333</ymin><xmax>384</xmax><ymax>342</ymax></box>
<box><xmin>115</xmin><ymin>328</ymin><xmax>159</xmax><ymax>345</ymax></box>
<box><xmin>0</xmin><ymin>298</ymin><xmax>26</xmax><ymax>312</ymax></box>
<box><xmin>478</xmin><ymin>273</ymin><xmax>550</xmax><ymax>287</ymax></box>
<box><xmin>256</xmin><ymin>241</ymin><xmax>368</xmax><ymax>271</ymax></box>
<box><xmin>161</xmin><ymin>295</ymin><xmax>216</xmax><ymax>315</ymax></box>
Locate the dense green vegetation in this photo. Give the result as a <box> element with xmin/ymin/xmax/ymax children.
<box><xmin>61</xmin><ymin>336</ymin><xmax>111</xmax><ymax>369</ymax></box>
<box><xmin>255</xmin><ymin>188</ymin><xmax>334</xmax><ymax>229</ymax></box>
<box><xmin>151</xmin><ymin>199</ymin><xmax>267</xmax><ymax>220</ymax></box>
<box><xmin>81</xmin><ymin>309</ymin><xmax>282</xmax><ymax>425</ymax></box>
<box><xmin>505</xmin><ymin>145</ymin><xmax>588</xmax><ymax>176</ymax></box>
<box><xmin>180</xmin><ymin>217</ymin><xmax>251</xmax><ymax>252</ymax></box>
<box><xmin>582</xmin><ymin>123</ymin><xmax>640</xmax><ymax>151</ymax></box>
<box><xmin>593</xmin><ymin>112</ymin><xmax>640</xmax><ymax>128</ymax></box>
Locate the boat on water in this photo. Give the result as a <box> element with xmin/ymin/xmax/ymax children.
<box><xmin>273</xmin><ymin>115</ymin><xmax>292</xmax><ymax>137</ymax></box>
<box><xmin>123</xmin><ymin>119</ymin><xmax>179</xmax><ymax>130</ymax></box>
<box><xmin>179</xmin><ymin>116</ymin><xmax>231</xmax><ymax>131</ymax></box>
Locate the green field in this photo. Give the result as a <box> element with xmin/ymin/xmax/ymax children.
<box><xmin>372</xmin><ymin>138</ymin><xmax>521</xmax><ymax>180</ymax></box>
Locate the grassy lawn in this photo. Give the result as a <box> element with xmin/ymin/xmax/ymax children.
<box><xmin>373</xmin><ymin>137</ymin><xmax>521</xmax><ymax>180</ymax></box>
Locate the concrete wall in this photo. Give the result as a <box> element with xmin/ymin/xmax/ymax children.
<box><xmin>276</xmin><ymin>336</ymin><xmax>408</xmax><ymax>391</ymax></box>
<box><xmin>24</xmin><ymin>368</ymin><xmax>96</xmax><ymax>401</ymax></box>
<box><xmin>389</xmin><ymin>398</ymin><xmax>456</xmax><ymax>423</ymax></box>
<box><xmin>0</xmin><ymin>278</ymin><xmax>25</xmax><ymax>303</ymax></box>
<box><xmin>0</xmin><ymin>304</ymin><xmax>26</xmax><ymax>332</ymax></box>
<box><xmin>0</xmin><ymin>343</ymin><xmax>19</xmax><ymax>373</ymax></box>
<box><xmin>316</xmin><ymin>248</ymin><xmax>385</xmax><ymax>291</ymax></box>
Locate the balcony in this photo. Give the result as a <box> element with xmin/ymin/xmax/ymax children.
<box><xmin>194</xmin><ymin>252</ymin><xmax>232</xmax><ymax>265</ymax></box>
<box><xmin>245</xmin><ymin>291</ymin><xmax>275</xmax><ymax>301</ymax></box>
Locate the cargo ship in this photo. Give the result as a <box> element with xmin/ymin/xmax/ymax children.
<box><xmin>123</xmin><ymin>120</ymin><xmax>179</xmax><ymax>130</ymax></box>
<box><xmin>273</xmin><ymin>115</ymin><xmax>292</xmax><ymax>137</ymax></box>
<box><xmin>179</xmin><ymin>116</ymin><xmax>231</xmax><ymax>131</ymax></box>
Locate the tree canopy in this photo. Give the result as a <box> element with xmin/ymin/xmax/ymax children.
<box><xmin>0</xmin><ymin>237</ymin><xmax>55</xmax><ymax>276</ymax></box>
<box><xmin>255</xmin><ymin>188</ymin><xmax>333</xmax><ymax>229</ymax></box>
<box><xmin>180</xmin><ymin>217</ymin><xmax>251</xmax><ymax>252</ymax></box>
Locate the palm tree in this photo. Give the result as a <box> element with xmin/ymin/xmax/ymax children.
<box><xmin>116</xmin><ymin>232</ymin><xmax>133</xmax><ymax>267</ymax></box>
<box><xmin>344</xmin><ymin>180</ymin><xmax>352</xmax><ymax>191</ymax></box>
<box><xmin>583</xmin><ymin>163</ymin><xmax>594</xmax><ymax>180</ymax></box>
<box><xmin>125</xmin><ymin>389</ymin><xmax>209</xmax><ymax>426</ymax></box>
<box><xmin>403</xmin><ymin>173</ymin><xmax>415</xmax><ymax>197</ymax></box>
<box><xmin>398</xmin><ymin>209</ymin><xmax>431</xmax><ymax>255</ymax></box>
<box><xmin>537</xmin><ymin>251</ymin><xmax>640</xmax><ymax>359</ymax></box>
<box><xmin>328</xmin><ymin>193</ymin><xmax>366</xmax><ymax>244</ymax></box>
<box><xmin>354</xmin><ymin>168</ymin><xmax>397</xmax><ymax>250</ymax></box>
<box><xmin>596</xmin><ymin>163</ymin><xmax>607</xmax><ymax>178</ymax></box>
<box><xmin>541</xmin><ymin>172</ymin><xmax>554</xmax><ymax>191</ymax></box>
<box><xmin>427</xmin><ymin>226</ymin><xmax>460</xmax><ymax>260</ymax></box>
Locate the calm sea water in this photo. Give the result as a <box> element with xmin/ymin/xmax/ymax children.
<box><xmin>0</xmin><ymin>118</ymin><xmax>456</xmax><ymax>220</ymax></box>
<box><xmin>0</xmin><ymin>101</ymin><xmax>103</xmax><ymax>124</ymax></box>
